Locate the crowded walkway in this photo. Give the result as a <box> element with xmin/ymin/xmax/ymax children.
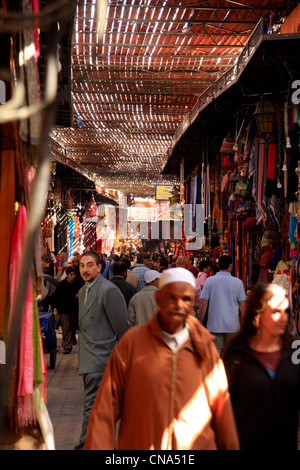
<box><xmin>45</xmin><ymin>294</ymin><xmax>300</xmax><ymax>451</ymax></box>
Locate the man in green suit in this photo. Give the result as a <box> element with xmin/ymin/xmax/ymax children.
<box><xmin>74</xmin><ymin>252</ymin><xmax>130</xmax><ymax>450</ymax></box>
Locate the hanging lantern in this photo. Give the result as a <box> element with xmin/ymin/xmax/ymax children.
<box><xmin>253</xmin><ymin>99</ymin><xmax>276</xmax><ymax>137</ymax></box>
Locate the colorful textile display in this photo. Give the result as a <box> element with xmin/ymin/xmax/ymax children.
<box><xmin>8</xmin><ymin>205</ymin><xmax>46</xmax><ymax>428</ymax></box>
<box><xmin>0</xmin><ymin>147</ymin><xmax>16</xmax><ymax>337</ymax></box>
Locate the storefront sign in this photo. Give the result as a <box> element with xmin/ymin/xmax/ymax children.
<box><xmin>155</xmin><ymin>184</ymin><xmax>173</xmax><ymax>201</ymax></box>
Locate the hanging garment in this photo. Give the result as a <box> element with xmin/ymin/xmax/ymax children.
<box><xmin>0</xmin><ymin>148</ymin><xmax>16</xmax><ymax>337</ymax></box>
<box><xmin>8</xmin><ymin>205</ymin><xmax>45</xmax><ymax>427</ymax></box>
<box><xmin>265</xmin><ymin>142</ymin><xmax>276</xmax><ymax>197</ymax></box>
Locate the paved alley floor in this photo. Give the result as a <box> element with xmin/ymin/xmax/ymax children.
<box><xmin>45</xmin><ymin>333</ymin><xmax>84</xmax><ymax>450</ymax></box>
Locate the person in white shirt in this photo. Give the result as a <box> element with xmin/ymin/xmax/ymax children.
<box><xmin>198</xmin><ymin>255</ymin><xmax>246</xmax><ymax>354</ymax></box>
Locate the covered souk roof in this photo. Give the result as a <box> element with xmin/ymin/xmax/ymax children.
<box><xmin>44</xmin><ymin>0</ymin><xmax>298</xmax><ymax>197</ymax></box>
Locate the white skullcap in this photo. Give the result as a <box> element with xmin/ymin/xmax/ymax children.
<box><xmin>144</xmin><ymin>270</ymin><xmax>161</xmax><ymax>284</ymax></box>
<box><xmin>158</xmin><ymin>267</ymin><xmax>196</xmax><ymax>290</ymax></box>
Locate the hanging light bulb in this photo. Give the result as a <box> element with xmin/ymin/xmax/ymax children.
<box><xmin>286</xmin><ymin>137</ymin><xmax>292</xmax><ymax>149</ymax></box>
<box><xmin>282</xmin><ymin>163</ymin><xmax>287</xmax><ymax>171</ymax></box>
<box><xmin>277</xmin><ymin>179</ymin><xmax>282</xmax><ymax>189</ymax></box>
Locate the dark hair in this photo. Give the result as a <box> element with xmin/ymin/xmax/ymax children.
<box><xmin>233</xmin><ymin>282</ymin><xmax>292</xmax><ymax>349</ymax></box>
<box><xmin>218</xmin><ymin>255</ymin><xmax>232</xmax><ymax>270</ymax></box>
<box><xmin>66</xmin><ymin>266</ymin><xmax>76</xmax><ymax>275</ymax></box>
<box><xmin>121</xmin><ymin>257</ymin><xmax>131</xmax><ymax>270</ymax></box>
<box><xmin>160</xmin><ymin>257</ymin><xmax>169</xmax><ymax>268</ymax></box>
<box><xmin>136</xmin><ymin>253</ymin><xmax>143</xmax><ymax>264</ymax></box>
<box><xmin>80</xmin><ymin>251</ymin><xmax>101</xmax><ymax>265</ymax></box>
<box><xmin>198</xmin><ymin>260</ymin><xmax>212</xmax><ymax>271</ymax></box>
<box><xmin>113</xmin><ymin>261</ymin><xmax>127</xmax><ymax>276</ymax></box>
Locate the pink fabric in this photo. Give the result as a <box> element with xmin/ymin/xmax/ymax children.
<box><xmin>194</xmin><ymin>277</ymin><xmax>202</xmax><ymax>309</ymax></box>
<box><xmin>9</xmin><ymin>205</ymin><xmax>34</xmax><ymax>400</ymax></box>
<box><xmin>197</xmin><ymin>271</ymin><xmax>208</xmax><ymax>288</ymax></box>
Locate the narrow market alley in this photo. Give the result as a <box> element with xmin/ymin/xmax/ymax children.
<box><xmin>2</xmin><ymin>0</ymin><xmax>300</xmax><ymax>453</ymax></box>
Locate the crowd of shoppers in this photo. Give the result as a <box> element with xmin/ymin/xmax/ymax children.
<box><xmin>39</xmin><ymin>248</ymin><xmax>300</xmax><ymax>451</ymax></box>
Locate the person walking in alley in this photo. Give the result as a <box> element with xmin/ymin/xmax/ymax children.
<box><xmin>197</xmin><ymin>260</ymin><xmax>212</xmax><ymax>288</ymax></box>
<box><xmin>222</xmin><ymin>283</ymin><xmax>300</xmax><ymax>450</ymax></box>
<box><xmin>198</xmin><ymin>255</ymin><xmax>246</xmax><ymax>354</ymax></box>
<box><xmin>110</xmin><ymin>260</ymin><xmax>137</xmax><ymax>306</ymax></box>
<box><xmin>127</xmin><ymin>269</ymin><xmax>161</xmax><ymax>326</ymax></box>
<box><xmin>131</xmin><ymin>252</ymin><xmax>150</xmax><ymax>290</ymax></box>
<box><xmin>74</xmin><ymin>252</ymin><xmax>130</xmax><ymax>450</ymax></box>
<box><xmin>51</xmin><ymin>266</ymin><xmax>79</xmax><ymax>354</ymax></box>
<box><xmin>84</xmin><ymin>267</ymin><xmax>239</xmax><ymax>450</ymax></box>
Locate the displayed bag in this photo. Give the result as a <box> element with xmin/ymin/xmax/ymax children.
<box><xmin>272</xmin><ymin>272</ymin><xmax>290</xmax><ymax>293</ymax></box>
<box><xmin>220</xmin><ymin>135</ymin><xmax>234</xmax><ymax>154</ymax></box>
<box><xmin>234</xmin><ymin>182</ymin><xmax>249</xmax><ymax>197</ymax></box>
<box><xmin>260</xmin><ymin>229</ymin><xmax>279</xmax><ymax>250</ymax></box>
<box><xmin>236</xmin><ymin>201</ymin><xmax>252</xmax><ymax>217</ymax></box>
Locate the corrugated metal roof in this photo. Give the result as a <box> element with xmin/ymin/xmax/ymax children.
<box><xmin>49</xmin><ymin>0</ymin><xmax>298</xmax><ymax>197</ymax></box>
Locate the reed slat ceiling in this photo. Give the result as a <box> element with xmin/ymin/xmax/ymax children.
<box><xmin>50</xmin><ymin>0</ymin><xmax>297</xmax><ymax>198</ymax></box>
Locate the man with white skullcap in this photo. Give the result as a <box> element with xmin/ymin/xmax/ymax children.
<box><xmin>84</xmin><ymin>268</ymin><xmax>240</xmax><ymax>450</ymax></box>
<box><xmin>128</xmin><ymin>269</ymin><xmax>161</xmax><ymax>326</ymax></box>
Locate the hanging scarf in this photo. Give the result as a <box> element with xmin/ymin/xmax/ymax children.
<box><xmin>8</xmin><ymin>206</ymin><xmax>33</xmax><ymax>426</ymax></box>
<box><xmin>8</xmin><ymin>205</ymin><xmax>46</xmax><ymax>427</ymax></box>
<box><xmin>0</xmin><ymin>147</ymin><xmax>16</xmax><ymax>337</ymax></box>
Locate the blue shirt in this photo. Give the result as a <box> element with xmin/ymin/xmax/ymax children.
<box><xmin>131</xmin><ymin>264</ymin><xmax>150</xmax><ymax>291</ymax></box>
<box><xmin>102</xmin><ymin>262</ymin><xmax>115</xmax><ymax>280</ymax></box>
<box><xmin>200</xmin><ymin>272</ymin><xmax>246</xmax><ymax>333</ymax></box>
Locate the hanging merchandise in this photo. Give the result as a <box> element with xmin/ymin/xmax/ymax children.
<box><xmin>7</xmin><ymin>205</ymin><xmax>46</xmax><ymax>429</ymax></box>
<box><xmin>234</xmin><ymin>182</ymin><xmax>250</xmax><ymax>197</ymax></box>
<box><xmin>0</xmin><ymin>141</ymin><xmax>16</xmax><ymax>337</ymax></box>
<box><xmin>220</xmin><ymin>134</ymin><xmax>235</xmax><ymax>171</ymax></box>
<box><xmin>260</xmin><ymin>228</ymin><xmax>279</xmax><ymax>251</ymax></box>
<box><xmin>68</xmin><ymin>217</ymin><xmax>75</xmax><ymax>256</ymax></box>
<box><xmin>260</xmin><ymin>247</ymin><xmax>276</xmax><ymax>269</ymax></box>
<box><xmin>220</xmin><ymin>134</ymin><xmax>235</xmax><ymax>154</ymax></box>
<box><xmin>76</xmin><ymin>206</ymin><xmax>85</xmax><ymax>223</ymax></box>
<box><xmin>235</xmin><ymin>200</ymin><xmax>252</xmax><ymax>217</ymax></box>
<box><xmin>272</xmin><ymin>259</ymin><xmax>292</xmax><ymax>294</ymax></box>
<box><xmin>243</xmin><ymin>217</ymin><xmax>257</xmax><ymax>231</ymax></box>
<box><xmin>86</xmin><ymin>194</ymin><xmax>97</xmax><ymax>219</ymax></box>
<box><xmin>221</xmin><ymin>172</ymin><xmax>229</xmax><ymax>193</ymax></box>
